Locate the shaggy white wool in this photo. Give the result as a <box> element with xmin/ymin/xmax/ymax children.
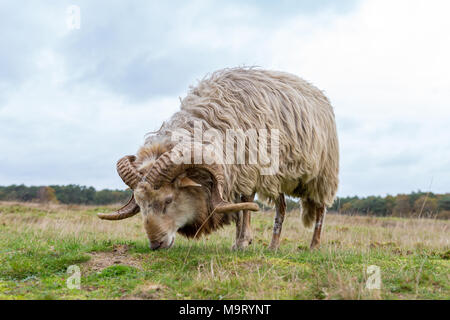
<box><xmin>141</xmin><ymin>67</ymin><xmax>339</xmax><ymax>227</ymax></box>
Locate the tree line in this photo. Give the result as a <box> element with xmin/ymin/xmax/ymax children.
<box><xmin>0</xmin><ymin>184</ymin><xmax>132</xmax><ymax>205</ymax></box>
<box><xmin>0</xmin><ymin>185</ymin><xmax>449</xmax><ymax>219</ymax></box>
<box><xmin>329</xmin><ymin>191</ymin><xmax>450</xmax><ymax>219</ymax></box>
<box><xmin>257</xmin><ymin>191</ymin><xmax>449</xmax><ymax>220</ymax></box>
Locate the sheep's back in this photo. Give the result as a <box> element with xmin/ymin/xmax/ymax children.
<box><xmin>159</xmin><ymin>68</ymin><xmax>339</xmax><ymax>205</ymax></box>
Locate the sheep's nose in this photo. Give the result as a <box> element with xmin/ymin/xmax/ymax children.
<box><xmin>150</xmin><ymin>241</ymin><xmax>162</xmax><ymax>250</ymax></box>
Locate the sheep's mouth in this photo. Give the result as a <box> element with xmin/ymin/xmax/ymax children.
<box><xmin>161</xmin><ymin>236</ymin><xmax>175</xmax><ymax>249</ymax></box>
<box><xmin>150</xmin><ymin>237</ymin><xmax>175</xmax><ymax>250</ymax></box>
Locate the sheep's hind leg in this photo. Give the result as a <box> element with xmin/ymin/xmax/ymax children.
<box><xmin>310</xmin><ymin>204</ymin><xmax>326</xmax><ymax>250</ymax></box>
<box><xmin>269</xmin><ymin>193</ymin><xmax>286</xmax><ymax>250</ymax></box>
<box><xmin>232</xmin><ymin>194</ymin><xmax>255</xmax><ymax>250</ymax></box>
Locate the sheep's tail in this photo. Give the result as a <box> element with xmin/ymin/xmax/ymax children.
<box><xmin>300</xmin><ymin>199</ymin><xmax>316</xmax><ymax>228</ymax></box>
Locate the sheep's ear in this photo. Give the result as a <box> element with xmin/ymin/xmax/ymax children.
<box><xmin>214</xmin><ymin>202</ymin><xmax>260</xmax><ymax>214</ymax></box>
<box><xmin>176</xmin><ymin>176</ymin><xmax>202</xmax><ymax>188</ymax></box>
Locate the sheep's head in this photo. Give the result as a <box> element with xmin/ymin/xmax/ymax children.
<box><xmin>134</xmin><ymin>174</ymin><xmax>208</xmax><ymax>250</ymax></box>
<box><xmin>97</xmin><ymin>149</ymin><xmax>259</xmax><ymax>250</ymax></box>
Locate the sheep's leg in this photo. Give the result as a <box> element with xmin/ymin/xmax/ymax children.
<box><xmin>310</xmin><ymin>204</ymin><xmax>326</xmax><ymax>250</ymax></box>
<box><xmin>269</xmin><ymin>193</ymin><xmax>286</xmax><ymax>250</ymax></box>
<box><xmin>234</xmin><ymin>211</ymin><xmax>243</xmax><ymax>242</ymax></box>
<box><xmin>232</xmin><ymin>194</ymin><xmax>254</xmax><ymax>250</ymax></box>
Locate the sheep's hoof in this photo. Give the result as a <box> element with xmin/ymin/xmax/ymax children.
<box><xmin>268</xmin><ymin>236</ymin><xmax>280</xmax><ymax>251</ymax></box>
<box><xmin>268</xmin><ymin>244</ymin><xmax>280</xmax><ymax>251</ymax></box>
<box><xmin>309</xmin><ymin>241</ymin><xmax>321</xmax><ymax>250</ymax></box>
<box><xmin>232</xmin><ymin>238</ymin><xmax>252</xmax><ymax>251</ymax></box>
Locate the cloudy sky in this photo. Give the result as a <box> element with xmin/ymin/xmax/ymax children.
<box><xmin>1</xmin><ymin>0</ymin><xmax>449</xmax><ymax>197</ymax></box>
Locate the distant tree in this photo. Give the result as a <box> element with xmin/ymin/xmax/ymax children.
<box><xmin>393</xmin><ymin>195</ymin><xmax>412</xmax><ymax>217</ymax></box>
<box><xmin>340</xmin><ymin>202</ymin><xmax>353</xmax><ymax>214</ymax></box>
<box><xmin>94</xmin><ymin>189</ymin><xmax>132</xmax><ymax>205</ymax></box>
<box><xmin>385</xmin><ymin>195</ymin><xmax>396</xmax><ymax>215</ymax></box>
<box><xmin>413</xmin><ymin>196</ymin><xmax>438</xmax><ymax>217</ymax></box>
<box><xmin>437</xmin><ymin>195</ymin><xmax>450</xmax><ymax>211</ymax></box>
<box><xmin>1</xmin><ymin>184</ymin><xmax>38</xmax><ymax>202</ymax></box>
<box><xmin>37</xmin><ymin>186</ymin><xmax>58</xmax><ymax>203</ymax></box>
<box><xmin>331</xmin><ymin>196</ymin><xmax>359</xmax><ymax>213</ymax></box>
<box><xmin>409</xmin><ymin>190</ymin><xmax>434</xmax><ymax>208</ymax></box>
<box><xmin>50</xmin><ymin>185</ymin><xmax>96</xmax><ymax>204</ymax></box>
<box><xmin>356</xmin><ymin>196</ymin><xmax>389</xmax><ymax>216</ymax></box>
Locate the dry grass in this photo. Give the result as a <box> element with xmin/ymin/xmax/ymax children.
<box><xmin>0</xmin><ymin>201</ymin><xmax>448</xmax><ymax>300</ymax></box>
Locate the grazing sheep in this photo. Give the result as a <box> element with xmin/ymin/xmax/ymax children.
<box><xmin>98</xmin><ymin>67</ymin><xmax>339</xmax><ymax>250</ymax></box>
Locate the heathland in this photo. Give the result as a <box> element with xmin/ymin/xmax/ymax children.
<box><xmin>0</xmin><ymin>201</ymin><xmax>448</xmax><ymax>299</ymax></box>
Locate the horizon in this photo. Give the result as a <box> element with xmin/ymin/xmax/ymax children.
<box><xmin>1</xmin><ymin>183</ymin><xmax>447</xmax><ymax>200</ymax></box>
<box><xmin>1</xmin><ymin>1</ymin><xmax>449</xmax><ymax>197</ymax></box>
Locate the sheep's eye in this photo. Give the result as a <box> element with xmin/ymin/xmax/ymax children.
<box><xmin>165</xmin><ymin>197</ymin><xmax>173</xmax><ymax>205</ymax></box>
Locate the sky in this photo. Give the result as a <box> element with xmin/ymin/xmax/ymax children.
<box><xmin>0</xmin><ymin>0</ymin><xmax>449</xmax><ymax>197</ymax></box>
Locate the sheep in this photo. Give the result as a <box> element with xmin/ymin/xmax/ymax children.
<box><xmin>98</xmin><ymin>67</ymin><xmax>339</xmax><ymax>250</ymax></box>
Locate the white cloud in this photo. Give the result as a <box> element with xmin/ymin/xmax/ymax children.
<box><xmin>1</xmin><ymin>0</ymin><xmax>449</xmax><ymax>196</ymax></box>
<box><xmin>0</xmin><ymin>48</ymin><xmax>180</xmax><ymax>189</ymax></box>
<box><xmin>261</xmin><ymin>0</ymin><xmax>450</xmax><ymax>196</ymax></box>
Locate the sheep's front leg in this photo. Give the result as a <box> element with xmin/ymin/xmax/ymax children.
<box><xmin>269</xmin><ymin>193</ymin><xmax>286</xmax><ymax>250</ymax></box>
<box><xmin>310</xmin><ymin>205</ymin><xmax>326</xmax><ymax>249</ymax></box>
<box><xmin>232</xmin><ymin>194</ymin><xmax>254</xmax><ymax>250</ymax></box>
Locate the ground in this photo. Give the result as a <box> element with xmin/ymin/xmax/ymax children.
<box><xmin>0</xmin><ymin>201</ymin><xmax>448</xmax><ymax>300</ymax></box>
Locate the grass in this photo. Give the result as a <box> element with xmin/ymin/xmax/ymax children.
<box><xmin>0</xmin><ymin>201</ymin><xmax>448</xmax><ymax>300</ymax></box>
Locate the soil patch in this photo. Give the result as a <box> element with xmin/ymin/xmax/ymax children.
<box><xmin>83</xmin><ymin>244</ymin><xmax>142</xmax><ymax>273</ymax></box>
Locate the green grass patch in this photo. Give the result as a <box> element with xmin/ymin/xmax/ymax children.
<box><xmin>0</xmin><ymin>202</ymin><xmax>448</xmax><ymax>299</ymax></box>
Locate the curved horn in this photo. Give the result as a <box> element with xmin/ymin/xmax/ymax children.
<box><xmin>97</xmin><ymin>155</ymin><xmax>142</xmax><ymax>220</ymax></box>
<box><xmin>147</xmin><ymin>147</ymin><xmax>259</xmax><ymax>214</ymax></box>
<box><xmin>116</xmin><ymin>155</ymin><xmax>144</xmax><ymax>189</ymax></box>
<box><xmin>97</xmin><ymin>194</ymin><xmax>140</xmax><ymax>220</ymax></box>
